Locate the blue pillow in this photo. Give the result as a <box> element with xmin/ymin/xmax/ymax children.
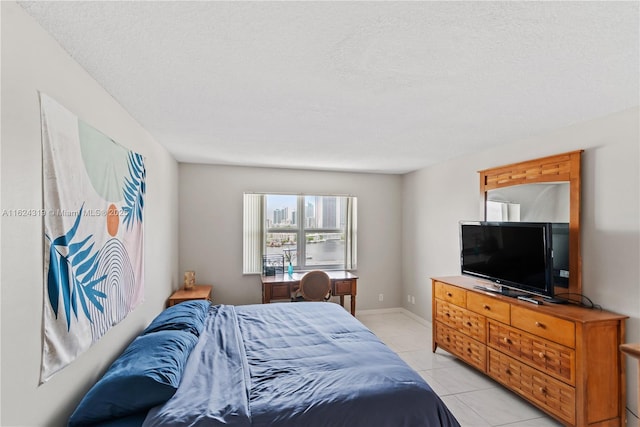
<box><xmin>68</xmin><ymin>330</ymin><xmax>199</xmax><ymax>426</ymax></box>
<box><xmin>142</xmin><ymin>300</ymin><xmax>210</xmax><ymax>336</ymax></box>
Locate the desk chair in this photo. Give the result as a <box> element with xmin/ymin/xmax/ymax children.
<box><xmin>292</xmin><ymin>270</ymin><xmax>331</xmax><ymax>302</ymax></box>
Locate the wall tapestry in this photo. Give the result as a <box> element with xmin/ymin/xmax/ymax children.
<box><xmin>40</xmin><ymin>94</ymin><xmax>145</xmax><ymax>383</ymax></box>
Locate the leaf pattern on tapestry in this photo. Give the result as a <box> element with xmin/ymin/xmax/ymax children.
<box><xmin>46</xmin><ymin>204</ymin><xmax>108</xmax><ymax>331</ymax></box>
<box><xmin>122</xmin><ymin>152</ymin><xmax>145</xmax><ymax>230</ymax></box>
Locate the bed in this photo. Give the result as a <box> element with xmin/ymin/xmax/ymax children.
<box><xmin>69</xmin><ymin>301</ymin><xmax>460</xmax><ymax>427</ymax></box>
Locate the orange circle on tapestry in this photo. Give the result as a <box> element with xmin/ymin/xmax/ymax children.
<box><xmin>106</xmin><ymin>204</ymin><xmax>119</xmax><ymax>236</ymax></box>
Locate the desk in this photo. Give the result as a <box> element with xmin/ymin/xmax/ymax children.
<box><xmin>620</xmin><ymin>343</ymin><xmax>640</xmax><ymax>417</ymax></box>
<box><xmin>261</xmin><ymin>271</ymin><xmax>358</xmax><ymax>315</ymax></box>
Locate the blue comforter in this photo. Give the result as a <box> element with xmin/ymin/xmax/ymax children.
<box><xmin>144</xmin><ymin>302</ymin><xmax>459</xmax><ymax>427</ymax></box>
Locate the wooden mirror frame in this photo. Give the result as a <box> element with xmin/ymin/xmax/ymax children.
<box><xmin>479</xmin><ymin>150</ymin><xmax>583</xmax><ymax>296</ymax></box>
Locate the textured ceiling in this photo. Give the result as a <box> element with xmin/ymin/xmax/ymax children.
<box><xmin>19</xmin><ymin>1</ymin><xmax>640</xmax><ymax>174</ymax></box>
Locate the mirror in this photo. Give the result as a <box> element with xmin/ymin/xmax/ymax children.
<box><xmin>479</xmin><ymin>151</ymin><xmax>583</xmax><ymax>296</ymax></box>
<box><xmin>486</xmin><ymin>182</ymin><xmax>569</xmax><ymax>223</ymax></box>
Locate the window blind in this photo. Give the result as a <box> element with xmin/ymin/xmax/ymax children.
<box><xmin>242</xmin><ymin>193</ymin><xmax>263</xmax><ymax>274</ymax></box>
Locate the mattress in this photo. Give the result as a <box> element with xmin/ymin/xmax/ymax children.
<box><xmin>142</xmin><ymin>302</ymin><xmax>459</xmax><ymax>426</ymax></box>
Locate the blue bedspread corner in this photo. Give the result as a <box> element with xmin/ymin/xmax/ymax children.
<box><xmin>236</xmin><ymin>302</ymin><xmax>459</xmax><ymax>427</ymax></box>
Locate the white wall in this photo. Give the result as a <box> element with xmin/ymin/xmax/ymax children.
<box><xmin>402</xmin><ymin>107</ymin><xmax>640</xmax><ymax>420</ymax></box>
<box><xmin>1</xmin><ymin>3</ymin><xmax>180</xmax><ymax>425</ymax></box>
<box><xmin>179</xmin><ymin>164</ymin><xmax>402</xmax><ymax>310</ymax></box>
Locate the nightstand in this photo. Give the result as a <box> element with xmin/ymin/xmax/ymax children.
<box><xmin>167</xmin><ymin>284</ymin><xmax>213</xmax><ymax>307</ymax></box>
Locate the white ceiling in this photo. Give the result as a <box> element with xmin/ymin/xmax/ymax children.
<box><xmin>19</xmin><ymin>1</ymin><xmax>639</xmax><ymax>174</ymax></box>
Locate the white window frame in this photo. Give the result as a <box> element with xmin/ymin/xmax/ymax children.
<box><xmin>243</xmin><ymin>193</ymin><xmax>357</xmax><ymax>274</ymax></box>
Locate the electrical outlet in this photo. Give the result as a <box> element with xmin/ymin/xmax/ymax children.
<box><xmin>411</xmin><ymin>296</ymin><xmax>416</xmax><ymax>304</ymax></box>
<box><xmin>378</xmin><ymin>293</ymin><xmax>384</xmax><ymax>302</ymax></box>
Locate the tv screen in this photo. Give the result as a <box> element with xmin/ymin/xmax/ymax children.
<box><xmin>459</xmin><ymin>221</ymin><xmax>553</xmax><ymax>298</ymax></box>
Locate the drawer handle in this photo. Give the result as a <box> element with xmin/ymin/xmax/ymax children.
<box><xmin>483</xmin><ymin>304</ymin><xmax>490</xmax><ymax>310</ymax></box>
<box><xmin>505</xmin><ymin>368</ymin><xmax>511</xmax><ymax>375</ymax></box>
<box><xmin>446</xmin><ymin>337</ymin><xmax>450</xmax><ymax>342</ymax></box>
<box><xmin>539</xmin><ymin>387</ymin><xmax>547</xmax><ymax>394</ymax></box>
<box><xmin>502</xmin><ymin>337</ymin><xmax>511</xmax><ymax>344</ymax></box>
<box><xmin>538</xmin><ymin>352</ymin><xmax>545</xmax><ymax>359</ymax></box>
<box><xmin>447</xmin><ymin>292</ymin><xmax>453</xmax><ymax>297</ymax></box>
<box><xmin>445</xmin><ymin>312</ymin><xmax>451</xmax><ymax>317</ymax></box>
<box><xmin>466</xmin><ymin>347</ymin><xmax>472</xmax><ymax>354</ymax></box>
<box><xmin>466</xmin><ymin>321</ymin><xmax>473</xmax><ymax>327</ymax></box>
<box><xmin>535</xmin><ymin>321</ymin><xmax>545</xmax><ymax>329</ymax></box>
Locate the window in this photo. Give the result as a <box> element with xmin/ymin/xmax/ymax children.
<box><xmin>243</xmin><ymin>193</ymin><xmax>357</xmax><ymax>274</ymax></box>
<box><xmin>486</xmin><ymin>200</ymin><xmax>521</xmax><ymax>221</ymax></box>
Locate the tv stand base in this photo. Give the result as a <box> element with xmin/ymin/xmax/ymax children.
<box><xmin>472</xmin><ymin>285</ymin><xmax>527</xmax><ymax>298</ymax></box>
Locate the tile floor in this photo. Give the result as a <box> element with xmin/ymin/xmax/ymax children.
<box><xmin>357</xmin><ymin>309</ymin><xmax>637</xmax><ymax>427</ymax></box>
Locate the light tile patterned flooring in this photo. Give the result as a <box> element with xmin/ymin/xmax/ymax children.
<box><xmin>357</xmin><ymin>310</ymin><xmax>567</xmax><ymax>427</ymax></box>
<box><xmin>358</xmin><ymin>309</ymin><xmax>639</xmax><ymax>426</ymax></box>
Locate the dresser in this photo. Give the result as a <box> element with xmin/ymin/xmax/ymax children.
<box><xmin>432</xmin><ymin>276</ymin><xmax>627</xmax><ymax>427</ymax></box>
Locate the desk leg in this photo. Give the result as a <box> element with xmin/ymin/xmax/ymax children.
<box><xmin>339</xmin><ymin>295</ymin><xmax>344</xmax><ymax>307</ymax></box>
<box><xmin>350</xmin><ymin>295</ymin><xmax>356</xmax><ymax>316</ymax></box>
<box><xmin>262</xmin><ymin>284</ymin><xmax>271</xmax><ymax>304</ymax></box>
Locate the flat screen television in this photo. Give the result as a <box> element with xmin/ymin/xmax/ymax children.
<box><xmin>459</xmin><ymin>221</ymin><xmax>555</xmax><ymax>299</ymax></box>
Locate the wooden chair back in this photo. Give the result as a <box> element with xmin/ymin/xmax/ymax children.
<box><xmin>299</xmin><ymin>270</ymin><xmax>331</xmax><ymax>301</ymax></box>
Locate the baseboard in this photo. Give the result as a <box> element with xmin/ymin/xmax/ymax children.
<box><xmin>356</xmin><ymin>307</ymin><xmax>405</xmax><ymax>316</ymax></box>
<box><xmin>399</xmin><ymin>308</ymin><xmax>431</xmax><ymax>327</ymax></box>
<box><xmin>357</xmin><ymin>307</ymin><xmax>431</xmax><ymax>327</ymax></box>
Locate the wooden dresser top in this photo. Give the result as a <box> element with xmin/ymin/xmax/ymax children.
<box><xmin>432</xmin><ymin>276</ymin><xmax>628</xmax><ymax>324</ymax></box>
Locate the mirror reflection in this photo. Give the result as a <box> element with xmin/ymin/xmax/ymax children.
<box><xmin>486</xmin><ymin>182</ymin><xmax>569</xmax><ymax>223</ymax></box>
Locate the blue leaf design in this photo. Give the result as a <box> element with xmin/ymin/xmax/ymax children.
<box><xmin>51</xmin><ymin>204</ymin><xmax>84</xmax><ymax>246</ymax></box>
<box><xmin>84</xmin><ymin>286</ymin><xmax>106</xmax><ymax>313</ymax></box>
<box><xmin>124</xmin><ymin>183</ymin><xmax>135</xmax><ymax>203</ymax></box>
<box><xmin>122</xmin><ymin>152</ymin><xmax>145</xmax><ymax>230</ymax></box>
<box><xmin>71</xmin><ymin>242</ymin><xmax>95</xmax><ymax>267</ymax></box>
<box><xmin>131</xmin><ymin>161</ymin><xmax>140</xmax><ymax>179</ymax></box>
<box><xmin>75</xmin><ymin>281</ymin><xmax>92</xmax><ymax>322</ymax></box>
<box><xmin>68</xmin><ymin>235</ymin><xmax>91</xmax><ymax>257</ymax></box>
<box><xmin>85</xmin><ymin>274</ymin><xmax>108</xmax><ymax>292</ymax></box>
<box><xmin>46</xmin><ymin>205</ymin><xmax>108</xmax><ymax>331</ymax></box>
<box><xmin>70</xmin><ymin>276</ymin><xmax>78</xmax><ymax>320</ymax></box>
<box><xmin>59</xmin><ymin>255</ymin><xmax>72</xmax><ymax>330</ymax></box>
<box><xmin>76</xmin><ymin>251</ymin><xmax>99</xmax><ymax>280</ymax></box>
<box><xmin>47</xmin><ymin>245</ymin><xmax>60</xmax><ymax>317</ymax></box>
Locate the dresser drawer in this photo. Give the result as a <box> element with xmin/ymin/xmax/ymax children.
<box><xmin>488</xmin><ymin>321</ymin><xmax>575</xmax><ymax>385</ymax></box>
<box><xmin>333</xmin><ymin>280</ymin><xmax>353</xmax><ymax>295</ymax></box>
<box><xmin>511</xmin><ymin>306</ymin><xmax>576</xmax><ymax>348</ymax></box>
<box><xmin>467</xmin><ymin>292</ymin><xmax>510</xmax><ymax>323</ymax></box>
<box><xmin>436</xmin><ymin>300</ymin><xmax>486</xmax><ymax>342</ymax></box>
<box><xmin>488</xmin><ymin>349</ymin><xmax>575</xmax><ymax>425</ymax></box>
<box><xmin>435</xmin><ymin>322</ymin><xmax>486</xmax><ymax>372</ymax></box>
<box><xmin>434</xmin><ymin>282</ymin><xmax>466</xmax><ymax>307</ymax></box>
<box><xmin>271</xmin><ymin>284</ymin><xmax>290</xmax><ymax>299</ymax></box>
